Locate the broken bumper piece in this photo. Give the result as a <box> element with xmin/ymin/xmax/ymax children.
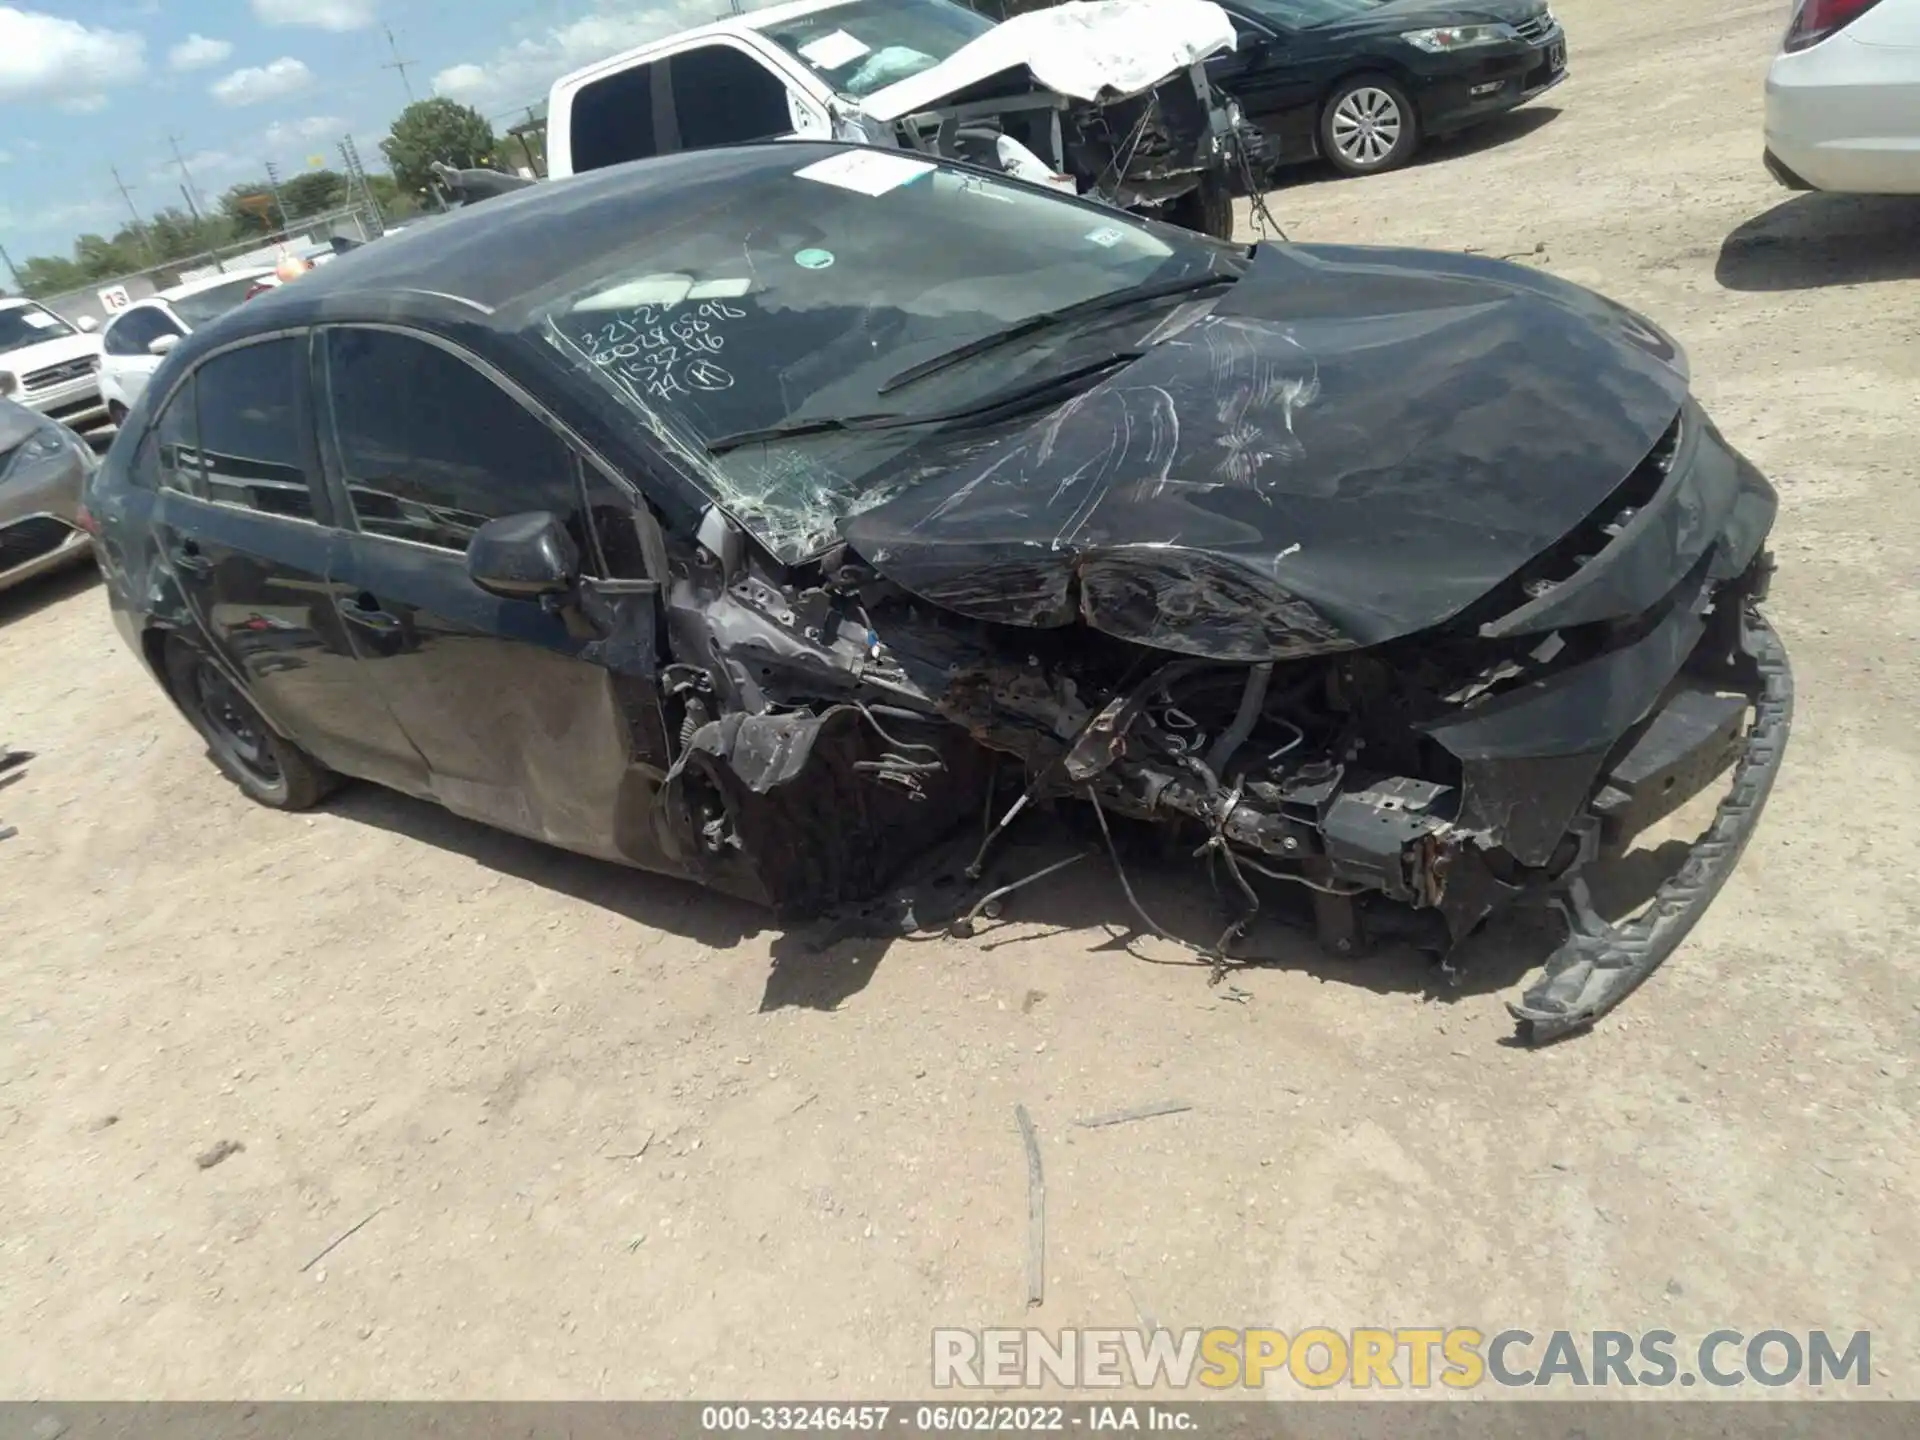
<box><xmin>1508</xmin><ymin>614</ymin><xmax>1793</xmax><ymax>1044</ymax></box>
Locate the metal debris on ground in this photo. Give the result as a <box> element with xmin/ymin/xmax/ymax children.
<box><xmin>1015</xmin><ymin>1104</ymin><xmax>1045</xmax><ymax>1308</ymax></box>
<box><xmin>300</xmin><ymin>1204</ymin><xmax>386</xmax><ymax>1273</ymax></box>
<box><xmin>1074</xmin><ymin>1100</ymin><xmax>1193</xmax><ymax>1129</ymax></box>
<box><xmin>603</xmin><ymin>1129</ymin><xmax>655</xmax><ymax>1160</ymax></box>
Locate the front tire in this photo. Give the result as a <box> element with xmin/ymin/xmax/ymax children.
<box><xmin>1158</xmin><ymin>173</ymin><xmax>1235</xmax><ymax>240</ymax></box>
<box><xmin>1320</xmin><ymin>74</ymin><xmax>1420</xmax><ymax>176</ymax></box>
<box><xmin>162</xmin><ymin>634</ymin><xmax>336</xmax><ymax>810</ymax></box>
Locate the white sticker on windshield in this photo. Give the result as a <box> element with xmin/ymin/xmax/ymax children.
<box><xmin>20</xmin><ymin>309</ymin><xmax>60</xmax><ymax>329</ymax></box>
<box><xmin>1085</xmin><ymin>227</ymin><xmax>1125</xmax><ymax>248</ymax></box>
<box><xmin>795</xmin><ymin>149</ymin><xmax>933</xmax><ymax>197</ymax></box>
<box><xmin>798</xmin><ymin>29</ymin><xmax>870</xmax><ymax>69</ymax></box>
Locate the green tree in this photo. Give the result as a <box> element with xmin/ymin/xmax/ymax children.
<box><xmin>281</xmin><ymin>168</ymin><xmax>351</xmax><ymax>220</ymax></box>
<box><xmin>381</xmin><ymin>97</ymin><xmax>497</xmax><ymax>198</ymax></box>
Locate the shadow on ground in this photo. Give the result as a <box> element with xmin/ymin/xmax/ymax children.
<box><xmin>1267</xmin><ymin>106</ymin><xmax>1563</xmax><ymax>196</ymax></box>
<box><xmin>0</xmin><ymin>559</ymin><xmax>99</xmax><ymax>627</ymax></box>
<box><xmin>1717</xmin><ymin>193</ymin><xmax>1920</xmax><ymax>292</ymax></box>
<box><xmin>326</xmin><ymin>778</ymin><xmax>1696</xmax><ymax>1039</ymax></box>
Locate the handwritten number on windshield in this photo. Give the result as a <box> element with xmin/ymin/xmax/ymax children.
<box><xmin>587</xmin><ymin>294</ymin><xmax>740</xmax><ymax>399</ymax></box>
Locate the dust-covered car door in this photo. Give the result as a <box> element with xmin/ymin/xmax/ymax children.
<box><xmin>315</xmin><ymin>322</ymin><xmax>678</xmax><ymax>867</ymax></box>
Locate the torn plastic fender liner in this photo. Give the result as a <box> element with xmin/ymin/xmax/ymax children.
<box><xmin>1510</xmin><ymin>614</ymin><xmax>1793</xmax><ymax>1043</ymax></box>
<box><xmin>675</xmin><ymin>704</ymin><xmax>992</xmax><ymax>914</ymax></box>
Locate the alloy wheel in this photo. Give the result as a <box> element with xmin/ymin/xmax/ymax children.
<box><xmin>1331</xmin><ymin>87</ymin><xmax>1404</xmax><ymax>168</ymax></box>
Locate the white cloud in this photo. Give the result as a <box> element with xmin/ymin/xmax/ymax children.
<box><xmin>250</xmin><ymin>0</ymin><xmax>377</xmax><ymax>32</ymax></box>
<box><xmin>0</xmin><ymin>5</ymin><xmax>145</xmax><ymax>106</ymax></box>
<box><xmin>210</xmin><ymin>56</ymin><xmax>314</xmax><ymax>106</ymax></box>
<box><xmin>168</xmin><ymin>33</ymin><xmax>233</xmax><ymax>71</ymax></box>
<box><xmin>431</xmin><ymin>3</ymin><xmax>720</xmax><ymax>114</ymax></box>
<box><xmin>265</xmin><ymin>113</ymin><xmax>345</xmax><ymax>149</ymax></box>
<box><xmin>61</xmin><ymin>92</ymin><xmax>109</xmax><ymax>114</ymax></box>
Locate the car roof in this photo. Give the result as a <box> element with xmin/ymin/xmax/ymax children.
<box><xmin>205</xmin><ymin>142</ymin><xmax>855</xmax><ymax>337</ymax></box>
<box><xmin>156</xmin><ymin>268</ymin><xmax>276</xmax><ymax>302</ymax></box>
<box><xmin>551</xmin><ymin>0</ymin><xmax>856</xmax><ymax>89</ymax></box>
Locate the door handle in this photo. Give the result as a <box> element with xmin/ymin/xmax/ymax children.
<box><xmin>170</xmin><ymin>539</ymin><xmax>213</xmax><ymax>574</ymax></box>
<box><xmin>336</xmin><ymin>591</ymin><xmax>402</xmax><ymax>633</ymax></box>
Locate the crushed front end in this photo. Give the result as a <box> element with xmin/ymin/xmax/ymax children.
<box><xmin>655</xmin><ymin>392</ymin><xmax>1790</xmax><ymax>1043</ymax></box>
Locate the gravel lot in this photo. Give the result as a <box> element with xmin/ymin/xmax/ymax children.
<box><xmin>4</xmin><ymin>0</ymin><xmax>1917</xmax><ymax>1400</ymax></box>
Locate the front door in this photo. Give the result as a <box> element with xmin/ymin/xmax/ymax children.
<box><xmin>1211</xmin><ymin>11</ymin><xmax>1321</xmax><ymax>161</ymax></box>
<box><xmin>149</xmin><ymin>335</ymin><xmax>427</xmax><ymax>793</ymax></box>
<box><xmin>314</xmin><ymin>323</ymin><xmax>676</xmax><ymax>868</ymax></box>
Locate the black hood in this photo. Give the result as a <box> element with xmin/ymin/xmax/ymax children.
<box><xmin>841</xmin><ymin>243</ymin><xmax>1691</xmax><ymax>663</ymax></box>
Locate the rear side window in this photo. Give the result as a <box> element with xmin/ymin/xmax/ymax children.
<box><xmin>668</xmin><ymin>47</ymin><xmax>795</xmax><ymax>148</ymax></box>
<box><xmin>192</xmin><ymin>339</ymin><xmax>318</xmax><ymax>520</ymax></box>
<box><xmin>105</xmin><ymin>308</ymin><xmax>182</xmax><ymax>357</ymax></box>
<box><xmin>148</xmin><ymin>375</ymin><xmax>202</xmax><ymax>496</ymax></box>
<box><xmin>569</xmin><ymin>63</ymin><xmax>659</xmax><ymax>171</ymax></box>
<box><xmin>323</xmin><ymin>327</ymin><xmax>586</xmax><ymax>556</ymax></box>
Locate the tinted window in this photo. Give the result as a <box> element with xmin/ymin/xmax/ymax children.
<box><xmin>193</xmin><ymin>339</ymin><xmax>317</xmax><ymax>519</ymax></box>
<box><xmin>104</xmin><ymin>307</ymin><xmax>182</xmax><ymax>357</ymax></box>
<box><xmin>325</xmin><ymin>328</ymin><xmax>582</xmax><ymax>554</ymax></box>
<box><xmin>152</xmin><ymin>375</ymin><xmax>202</xmax><ymax>497</ymax></box>
<box><xmin>668</xmin><ymin>47</ymin><xmax>794</xmax><ymax>149</ymax></box>
<box><xmin>570</xmin><ymin>63</ymin><xmax>658</xmax><ymax>171</ymax></box>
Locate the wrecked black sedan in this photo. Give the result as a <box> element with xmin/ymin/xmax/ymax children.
<box><xmin>87</xmin><ymin>142</ymin><xmax>1789</xmax><ymax>1041</ymax></box>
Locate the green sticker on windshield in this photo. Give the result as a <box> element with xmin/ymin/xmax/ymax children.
<box><xmin>794</xmin><ymin>247</ymin><xmax>835</xmax><ymax>270</ymax></box>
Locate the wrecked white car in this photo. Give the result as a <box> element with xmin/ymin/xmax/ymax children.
<box><xmin>542</xmin><ymin>0</ymin><xmax>1259</xmax><ymax>237</ymax></box>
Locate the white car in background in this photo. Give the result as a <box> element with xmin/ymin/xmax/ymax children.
<box><xmin>1766</xmin><ymin>0</ymin><xmax>1920</xmax><ymax>192</ymax></box>
<box><xmin>98</xmin><ymin>269</ymin><xmax>275</xmax><ymax>422</ymax></box>
<box><xmin>0</xmin><ymin>298</ymin><xmax>108</xmax><ymax>438</ymax></box>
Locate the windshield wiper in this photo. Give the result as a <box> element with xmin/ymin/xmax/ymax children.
<box><xmin>877</xmin><ymin>271</ymin><xmax>1236</xmax><ymax>396</ymax></box>
<box><xmin>704</xmin><ymin>351</ymin><xmax>1141</xmax><ymax>456</ymax></box>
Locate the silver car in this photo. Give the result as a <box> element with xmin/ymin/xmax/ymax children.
<box><xmin>0</xmin><ymin>395</ymin><xmax>97</xmax><ymax>595</ymax></box>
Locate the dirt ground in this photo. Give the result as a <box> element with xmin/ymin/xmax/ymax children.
<box><xmin>4</xmin><ymin>0</ymin><xmax>1918</xmax><ymax>1402</ymax></box>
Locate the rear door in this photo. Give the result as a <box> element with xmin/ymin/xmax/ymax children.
<box><xmin>314</xmin><ymin>323</ymin><xmax>675</xmax><ymax>866</ymax></box>
<box><xmin>150</xmin><ymin>335</ymin><xmax>427</xmax><ymax>792</ymax></box>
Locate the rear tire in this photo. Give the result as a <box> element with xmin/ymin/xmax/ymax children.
<box><xmin>162</xmin><ymin>634</ymin><xmax>336</xmax><ymax>810</ymax></box>
<box><xmin>1159</xmin><ymin>173</ymin><xmax>1235</xmax><ymax>240</ymax></box>
<box><xmin>1319</xmin><ymin>74</ymin><xmax>1420</xmax><ymax>176</ymax></box>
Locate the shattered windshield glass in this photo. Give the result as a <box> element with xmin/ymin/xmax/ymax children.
<box><xmin>534</xmin><ymin>149</ymin><xmax>1237</xmax><ymax>562</ymax></box>
<box><xmin>754</xmin><ymin>0</ymin><xmax>995</xmax><ymax>98</ymax></box>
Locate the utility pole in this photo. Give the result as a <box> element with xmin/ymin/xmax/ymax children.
<box><xmin>109</xmin><ymin>165</ymin><xmax>155</xmax><ymax>264</ymax></box>
<box><xmin>167</xmin><ymin>135</ymin><xmax>206</xmax><ymax>221</ymax></box>
<box><xmin>382</xmin><ymin>24</ymin><xmax>418</xmax><ymax>104</ymax></box>
<box><xmin>0</xmin><ymin>240</ymin><xmax>20</xmax><ymax>295</ymax></box>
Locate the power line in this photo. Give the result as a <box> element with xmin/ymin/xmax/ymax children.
<box><xmin>108</xmin><ymin>166</ymin><xmax>155</xmax><ymax>263</ymax></box>
<box><xmin>167</xmin><ymin>135</ymin><xmax>207</xmax><ymax>222</ymax></box>
<box><xmin>382</xmin><ymin>24</ymin><xmax>420</xmax><ymax>104</ymax></box>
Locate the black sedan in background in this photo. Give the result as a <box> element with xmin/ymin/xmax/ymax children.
<box><xmin>1207</xmin><ymin>0</ymin><xmax>1568</xmax><ymax>175</ymax></box>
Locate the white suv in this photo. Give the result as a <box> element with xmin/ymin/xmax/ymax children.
<box><xmin>0</xmin><ymin>298</ymin><xmax>107</xmax><ymax>438</ymax></box>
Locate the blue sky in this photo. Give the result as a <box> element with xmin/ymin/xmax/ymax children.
<box><xmin>0</xmin><ymin>0</ymin><xmax>745</xmax><ymax>264</ymax></box>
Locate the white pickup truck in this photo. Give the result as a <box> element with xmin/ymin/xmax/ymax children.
<box><xmin>541</xmin><ymin>0</ymin><xmax>1253</xmax><ymax>237</ymax></box>
<box><xmin>0</xmin><ymin>298</ymin><xmax>108</xmax><ymax>438</ymax></box>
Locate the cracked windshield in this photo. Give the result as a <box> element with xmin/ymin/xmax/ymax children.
<box><xmin>539</xmin><ymin>150</ymin><xmax>1238</xmax><ymax>561</ymax></box>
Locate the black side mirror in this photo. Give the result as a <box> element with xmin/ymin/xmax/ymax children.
<box><xmin>467</xmin><ymin>511</ymin><xmax>580</xmax><ymax>600</ymax></box>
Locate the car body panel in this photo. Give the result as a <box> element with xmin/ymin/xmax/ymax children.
<box><xmin>0</xmin><ymin>398</ymin><xmax>97</xmax><ymax>593</ymax></box>
<box><xmin>1766</xmin><ymin>0</ymin><xmax>1920</xmax><ymax>194</ymax></box>
<box><xmin>842</xmin><ymin>240</ymin><xmax>1690</xmax><ymax>659</ymax></box>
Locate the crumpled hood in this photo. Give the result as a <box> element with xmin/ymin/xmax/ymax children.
<box><xmin>841</xmin><ymin>242</ymin><xmax>1693</xmax><ymax>662</ymax></box>
<box><xmin>860</xmin><ymin>0</ymin><xmax>1237</xmax><ymax>122</ymax></box>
